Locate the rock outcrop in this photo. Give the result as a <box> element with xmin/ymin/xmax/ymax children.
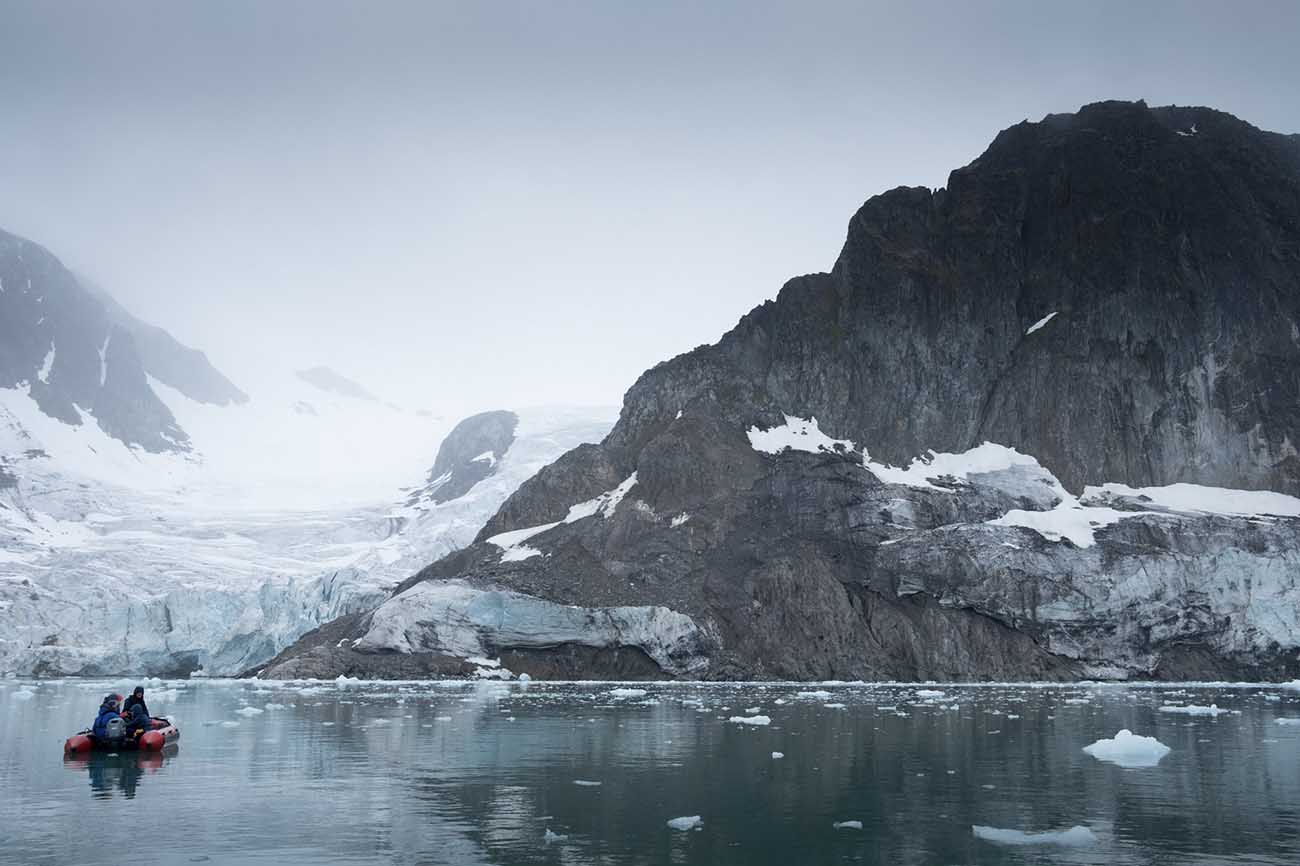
<box><xmin>261</xmin><ymin>101</ymin><xmax>1300</xmax><ymax>682</ymax></box>
<box><xmin>409</xmin><ymin>410</ymin><xmax>518</xmax><ymax>505</ymax></box>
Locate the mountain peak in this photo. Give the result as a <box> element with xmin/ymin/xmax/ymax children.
<box><xmin>295</xmin><ymin>366</ymin><xmax>379</xmax><ymax>402</ymax></box>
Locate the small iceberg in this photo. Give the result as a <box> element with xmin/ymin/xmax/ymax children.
<box><xmin>1082</xmin><ymin>729</ymin><xmax>1171</xmax><ymax>768</ymax></box>
<box><xmin>573</xmin><ymin>780</ymin><xmax>602</xmax><ymax>787</ymax></box>
<box><xmin>12</xmin><ymin>689</ymin><xmax>35</xmax><ymax>701</ymax></box>
<box><xmin>1158</xmin><ymin>704</ymin><xmax>1232</xmax><ymax>716</ymax></box>
<box><xmin>667</xmin><ymin>815</ymin><xmax>703</xmax><ymax>831</ymax></box>
<box><xmin>608</xmin><ymin>688</ymin><xmax>647</xmax><ymax>698</ymax></box>
<box><xmin>1276</xmin><ymin>718</ymin><xmax>1300</xmax><ymax>727</ymax></box>
<box><xmin>832</xmin><ymin>821</ymin><xmax>863</xmax><ymax>830</ymax></box>
<box><xmin>728</xmin><ymin>715</ymin><xmax>771</xmax><ymax>726</ymax></box>
<box><xmin>973</xmin><ymin>825</ymin><xmax>1097</xmax><ymax>847</ymax></box>
<box><xmin>543</xmin><ymin>829</ymin><xmax>568</xmax><ymax>843</ymax></box>
<box><xmin>771</xmin><ymin>751</ymin><xmax>785</xmax><ymax>759</ymax></box>
<box><xmin>235</xmin><ymin>706</ymin><xmax>264</xmax><ymax>716</ymax></box>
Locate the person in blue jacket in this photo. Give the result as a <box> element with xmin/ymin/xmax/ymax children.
<box><xmin>91</xmin><ymin>694</ymin><xmax>122</xmax><ymax>740</ymax></box>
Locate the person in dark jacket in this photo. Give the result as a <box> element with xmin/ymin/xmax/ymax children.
<box><xmin>121</xmin><ymin>686</ymin><xmax>152</xmax><ymax>737</ymax></box>
<box><xmin>122</xmin><ymin>686</ymin><xmax>149</xmax><ymax>720</ymax></box>
<box><xmin>91</xmin><ymin>695</ymin><xmax>122</xmax><ymax>739</ymax></box>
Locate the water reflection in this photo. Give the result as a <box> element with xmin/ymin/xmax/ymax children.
<box><xmin>3</xmin><ymin>680</ymin><xmax>1300</xmax><ymax>865</ymax></box>
<box><xmin>65</xmin><ymin>751</ymin><xmax>170</xmax><ymax>800</ymax></box>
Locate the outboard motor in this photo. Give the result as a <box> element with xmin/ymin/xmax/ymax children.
<box><xmin>102</xmin><ymin>716</ymin><xmax>126</xmax><ymax>743</ymax></box>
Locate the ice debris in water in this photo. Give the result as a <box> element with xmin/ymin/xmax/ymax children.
<box><xmin>235</xmin><ymin>706</ymin><xmax>264</xmax><ymax>716</ymax></box>
<box><xmin>573</xmin><ymin>780</ymin><xmax>601</xmax><ymax>787</ymax></box>
<box><xmin>1158</xmin><ymin>704</ymin><xmax>1233</xmax><ymax>716</ymax></box>
<box><xmin>1276</xmin><ymin>718</ymin><xmax>1300</xmax><ymax>726</ymax></box>
<box><xmin>335</xmin><ymin>675</ymin><xmax>361</xmax><ymax>687</ymax></box>
<box><xmin>608</xmin><ymin>688</ymin><xmax>647</xmax><ymax>698</ymax></box>
<box><xmin>916</xmin><ymin>689</ymin><xmax>945</xmax><ymax>699</ymax></box>
<box><xmin>667</xmin><ymin>816</ymin><xmax>703</xmax><ymax>831</ymax></box>
<box><xmin>543</xmin><ymin>829</ymin><xmax>568</xmax><ymax>843</ymax></box>
<box><xmin>221</xmin><ymin>720</ymin><xmax>240</xmax><ymax>728</ymax></box>
<box><xmin>973</xmin><ymin>825</ymin><xmax>1098</xmax><ymax>847</ymax></box>
<box><xmin>833</xmin><ymin>821</ymin><xmax>863</xmax><ymax>830</ymax></box>
<box><xmin>728</xmin><ymin>715</ymin><xmax>771</xmax><ymax>726</ymax></box>
<box><xmin>771</xmin><ymin>751</ymin><xmax>785</xmax><ymax>759</ymax></box>
<box><xmin>12</xmin><ymin>689</ymin><xmax>35</xmax><ymax>701</ymax></box>
<box><xmin>1082</xmin><ymin>729</ymin><xmax>1171</xmax><ymax>768</ymax></box>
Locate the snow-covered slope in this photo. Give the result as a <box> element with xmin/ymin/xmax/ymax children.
<box><xmin>0</xmin><ymin>376</ymin><xmax>615</xmax><ymax>675</ymax></box>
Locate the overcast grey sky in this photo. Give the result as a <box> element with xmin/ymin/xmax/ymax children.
<box><xmin>2</xmin><ymin>1</ymin><xmax>1298</xmax><ymax>414</ymax></box>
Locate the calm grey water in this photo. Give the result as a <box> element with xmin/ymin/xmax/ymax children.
<box><xmin>3</xmin><ymin>678</ymin><xmax>1300</xmax><ymax>866</ymax></box>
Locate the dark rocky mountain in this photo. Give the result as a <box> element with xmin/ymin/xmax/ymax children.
<box><xmin>87</xmin><ymin>281</ymin><xmax>248</xmax><ymax>407</ymax></box>
<box><xmin>260</xmin><ymin>102</ymin><xmax>1300</xmax><ymax>682</ymax></box>
<box><xmin>296</xmin><ymin>366</ymin><xmax>379</xmax><ymax>402</ymax></box>
<box><xmin>408</xmin><ymin>410</ymin><xmax>518</xmax><ymax>506</ymax></box>
<box><xmin>0</xmin><ymin>228</ymin><xmax>244</xmax><ymax>452</ymax></box>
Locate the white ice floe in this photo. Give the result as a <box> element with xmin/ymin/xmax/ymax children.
<box><xmin>543</xmin><ymin>829</ymin><xmax>568</xmax><ymax>843</ymax></box>
<box><xmin>833</xmin><ymin>821</ymin><xmax>863</xmax><ymax>830</ymax></box>
<box><xmin>747</xmin><ymin>415</ymin><xmax>854</xmax><ymax>455</ymax></box>
<box><xmin>973</xmin><ymin>825</ymin><xmax>1097</xmax><ymax>847</ymax></box>
<box><xmin>671</xmin><ymin>513</ymin><xmax>690</xmax><ymax>528</ymax></box>
<box><xmin>667</xmin><ymin>816</ymin><xmax>703</xmax><ymax>831</ymax></box>
<box><xmin>1025</xmin><ymin>311</ymin><xmax>1058</xmax><ymax>335</ymax></box>
<box><xmin>916</xmin><ymin>689</ymin><xmax>945</xmax><ymax>699</ymax></box>
<box><xmin>796</xmin><ymin>690</ymin><xmax>833</xmax><ymax>700</ymax></box>
<box><xmin>729</xmin><ymin>715</ymin><xmax>771</xmax><ymax>726</ymax></box>
<box><xmin>1082</xmin><ymin>729</ymin><xmax>1171</xmax><ymax>768</ymax></box>
<box><xmin>771</xmin><ymin>751</ymin><xmax>784</xmax><ymax>759</ymax></box>
<box><xmin>573</xmin><ymin>780</ymin><xmax>602</xmax><ymax>787</ymax></box>
<box><xmin>609</xmin><ymin>688</ymin><xmax>648</xmax><ymax>698</ymax></box>
<box><xmin>1158</xmin><ymin>704</ymin><xmax>1233</xmax><ymax>716</ymax></box>
<box><xmin>12</xmin><ymin>688</ymin><xmax>35</xmax><ymax>701</ymax></box>
<box><xmin>1275</xmin><ymin>718</ymin><xmax>1300</xmax><ymax>726</ymax></box>
<box><xmin>234</xmin><ymin>706</ymin><xmax>264</xmax><ymax>716</ymax></box>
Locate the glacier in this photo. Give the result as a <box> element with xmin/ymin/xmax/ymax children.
<box><xmin>0</xmin><ymin>376</ymin><xmax>614</xmax><ymax>676</ymax></box>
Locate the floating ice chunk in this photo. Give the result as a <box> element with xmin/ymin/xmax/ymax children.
<box><xmin>1083</xmin><ymin>729</ymin><xmax>1171</xmax><ymax>768</ymax></box>
<box><xmin>573</xmin><ymin>780</ymin><xmax>601</xmax><ymax>787</ymax></box>
<box><xmin>1064</xmin><ymin>698</ymin><xmax>1091</xmax><ymax>705</ymax></box>
<box><xmin>833</xmin><ymin>821</ymin><xmax>863</xmax><ymax>830</ymax></box>
<box><xmin>728</xmin><ymin>715</ymin><xmax>771</xmax><ymax>726</ymax></box>
<box><xmin>543</xmin><ymin>829</ymin><xmax>568</xmax><ymax>843</ymax></box>
<box><xmin>1025</xmin><ymin>312</ymin><xmax>1058</xmax><ymax>335</ymax></box>
<box><xmin>609</xmin><ymin>688</ymin><xmax>647</xmax><ymax>698</ymax></box>
<box><xmin>667</xmin><ymin>816</ymin><xmax>703</xmax><ymax>831</ymax></box>
<box><xmin>1282</xmin><ymin>680</ymin><xmax>1300</xmax><ymax>690</ymax></box>
<box><xmin>335</xmin><ymin>675</ymin><xmax>361</xmax><ymax>687</ymax></box>
<box><xmin>797</xmin><ymin>690</ymin><xmax>833</xmax><ymax>700</ymax></box>
<box><xmin>220</xmin><ymin>720</ymin><xmax>240</xmax><ymax>728</ymax></box>
<box><xmin>973</xmin><ymin>825</ymin><xmax>1097</xmax><ymax>847</ymax></box>
<box><xmin>1158</xmin><ymin>704</ymin><xmax>1232</xmax><ymax>716</ymax></box>
<box><xmin>771</xmin><ymin>751</ymin><xmax>784</xmax><ymax>759</ymax></box>
<box><xmin>916</xmin><ymin>689</ymin><xmax>945</xmax><ymax>699</ymax></box>
<box><xmin>671</xmin><ymin>512</ymin><xmax>690</xmax><ymax>527</ymax></box>
<box><xmin>824</xmin><ymin>703</ymin><xmax>846</xmax><ymax>709</ymax></box>
<box><xmin>747</xmin><ymin>415</ymin><xmax>855</xmax><ymax>455</ymax></box>
<box><xmin>517</xmin><ymin>673</ymin><xmax>531</xmax><ymax>683</ymax></box>
<box><xmin>1276</xmin><ymin>718</ymin><xmax>1300</xmax><ymax>727</ymax></box>
<box><xmin>12</xmin><ymin>689</ymin><xmax>35</xmax><ymax>701</ymax></box>
<box><xmin>744</xmin><ymin>706</ymin><xmax>761</xmax><ymax>714</ymax></box>
<box><xmin>235</xmin><ymin>706</ymin><xmax>264</xmax><ymax>716</ymax></box>
<box><xmin>263</xmin><ymin>702</ymin><xmax>289</xmax><ymax>710</ymax></box>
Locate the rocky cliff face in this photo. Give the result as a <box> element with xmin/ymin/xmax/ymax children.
<box><xmin>409</xmin><ymin>410</ymin><xmax>518</xmax><ymax>506</ymax></box>
<box><xmin>260</xmin><ymin>102</ymin><xmax>1300</xmax><ymax>683</ymax></box>
<box><xmin>0</xmin><ymin>227</ymin><xmax>244</xmax><ymax>451</ymax></box>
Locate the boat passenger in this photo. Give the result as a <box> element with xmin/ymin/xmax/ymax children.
<box><xmin>91</xmin><ymin>695</ymin><xmax>122</xmax><ymax>739</ymax></box>
<box><xmin>122</xmin><ymin>686</ymin><xmax>149</xmax><ymax>721</ymax></box>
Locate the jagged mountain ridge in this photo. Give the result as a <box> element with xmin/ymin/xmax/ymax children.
<box><xmin>0</xmin><ymin>227</ymin><xmax>245</xmax><ymax>452</ymax></box>
<box><xmin>261</xmin><ymin>101</ymin><xmax>1300</xmax><ymax>683</ymax></box>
